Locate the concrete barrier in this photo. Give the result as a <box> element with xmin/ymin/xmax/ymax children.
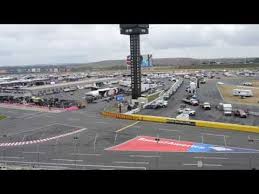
<box><xmin>195</xmin><ymin>120</ymin><xmax>259</xmax><ymax>133</ymax></box>
<box><xmin>101</xmin><ymin>111</ymin><xmax>259</xmax><ymax>133</ymax></box>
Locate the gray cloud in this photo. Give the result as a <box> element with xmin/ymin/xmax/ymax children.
<box><xmin>0</xmin><ymin>24</ymin><xmax>259</xmax><ymax>66</ymax></box>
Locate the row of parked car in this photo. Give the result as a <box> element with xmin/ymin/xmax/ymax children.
<box><xmin>145</xmin><ymin>99</ymin><xmax>168</xmax><ymax>109</ymax></box>
<box><xmin>177</xmin><ymin>102</ymin><xmax>211</xmax><ymax>117</ymax></box>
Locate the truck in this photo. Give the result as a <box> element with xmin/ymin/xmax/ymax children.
<box><xmin>233</xmin><ymin>89</ymin><xmax>253</xmax><ymax>97</ymax></box>
<box><xmin>223</xmin><ymin>104</ymin><xmax>232</xmax><ymax>116</ymax></box>
<box><xmin>201</xmin><ymin>102</ymin><xmax>211</xmax><ymax>110</ymax></box>
<box><xmin>156</xmin><ymin>99</ymin><xmax>168</xmax><ymax>108</ymax></box>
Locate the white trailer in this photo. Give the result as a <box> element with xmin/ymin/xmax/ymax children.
<box><xmin>233</xmin><ymin>89</ymin><xmax>253</xmax><ymax>97</ymax></box>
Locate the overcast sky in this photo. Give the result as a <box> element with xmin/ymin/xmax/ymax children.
<box><xmin>0</xmin><ymin>24</ymin><xmax>259</xmax><ymax>66</ymax></box>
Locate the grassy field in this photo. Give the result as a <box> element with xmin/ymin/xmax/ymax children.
<box><xmin>217</xmin><ymin>85</ymin><xmax>259</xmax><ymax>106</ymax></box>
<box><xmin>0</xmin><ymin>115</ymin><xmax>6</xmax><ymax>120</ymax></box>
<box><xmin>147</xmin><ymin>92</ymin><xmax>160</xmax><ymax>102</ymax></box>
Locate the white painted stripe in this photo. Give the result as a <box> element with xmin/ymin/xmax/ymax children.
<box><xmin>158</xmin><ymin>128</ymin><xmax>180</xmax><ymax>132</ymax></box>
<box><xmin>0</xmin><ymin>128</ymin><xmax>87</xmax><ymax>147</ymax></box>
<box><xmin>183</xmin><ymin>163</ymin><xmax>198</xmax><ymax>166</ymax></box>
<box><xmin>113</xmin><ymin>161</ymin><xmax>149</xmax><ymax>165</ymax></box>
<box><xmin>0</xmin><ymin>156</ymin><xmax>24</xmax><ymax>159</ymax></box>
<box><xmin>183</xmin><ymin>163</ymin><xmax>223</xmax><ymax>167</ymax></box>
<box><xmin>0</xmin><ymin>160</ymin><xmax>147</xmax><ymax>170</ymax></box>
<box><xmin>201</xmin><ymin>133</ymin><xmax>228</xmax><ymax>137</ymax></box>
<box><xmin>52</xmin><ymin>159</ymin><xmax>83</xmax><ymax>162</ymax></box>
<box><xmin>99</xmin><ymin>168</ymin><xmax>115</xmax><ymax>170</ymax></box>
<box><xmin>129</xmin><ymin>155</ymin><xmax>161</xmax><ymax>158</ymax></box>
<box><xmin>95</xmin><ymin>121</ymin><xmax>108</xmax><ymax>124</ymax></box>
<box><xmin>203</xmin><ymin>164</ymin><xmax>223</xmax><ymax>167</ymax></box>
<box><xmin>193</xmin><ymin>156</ymin><xmax>229</xmax><ymax>160</ymax></box>
<box><xmin>70</xmin><ymin>153</ymin><xmax>101</xmax><ymax>156</ymax></box>
<box><xmin>37</xmin><ymin>165</ymin><xmax>70</xmax><ymax>170</ymax></box>
<box><xmin>23</xmin><ymin>152</ymin><xmax>45</xmax><ymax>154</ymax></box>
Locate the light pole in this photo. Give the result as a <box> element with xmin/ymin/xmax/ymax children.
<box><xmin>93</xmin><ymin>133</ymin><xmax>98</xmax><ymax>153</ymax></box>
<box><xmin>73</xmin><ymin>136</ymin><xmax>79</xmax><ymax>169</ymax></box>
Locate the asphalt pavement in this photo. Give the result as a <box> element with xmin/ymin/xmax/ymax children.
<box><xmin>0</xmin><ymin>75</ymin><xmax>259</xmax><ymax>170</ymax></box>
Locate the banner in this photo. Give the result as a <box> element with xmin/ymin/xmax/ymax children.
<box><xmin>126</xmin><ymin>54</ymin><xmax>152</xmax><ymax>67</ymax></box>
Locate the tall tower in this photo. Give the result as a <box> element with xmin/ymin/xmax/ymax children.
<box><xmin>120</xmin><ymin>24</ymin><xmax>149</xmax><ymax>99</ymax></box>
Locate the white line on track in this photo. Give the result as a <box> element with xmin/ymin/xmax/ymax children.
<box><xmin>38</xmin><ymin>165</ymin><xmax>70</xmax><ymax>170</ymax></box>
<box><xmin>201</xmin><ymin>133</ymin><xmax>229</xmax><ymax>137</ymax></box>
<box><xmin>0</xmin><ymin>156</ymin><xmax>24</xmax><ymax>159</ymax></box>
<box><xmin>182</xmin><ymin>163</ymin><xmax>198</xmax><ymax>166</ymax></box>
<box><xmin>0</xmin><ymin>160</ymin><xmax>147</xmax><ymax>170</ymax></box>
<box><xmin>158</xmin><ymin>128</ymin><xmax>180</xmax><ymax>132</ymax></box>
<box><xmin>70</xmin><ymin>153</ymin><xmax>101</xmax><ymax>156</ymax></box>
<box><xmin>99</xmin><ymin>168</ymin><xmax>115</xmax><ymax>170</ymax></box>
<box><xmin>193</xmin><ymin>156</ymin><xmax>229</xmax><ymax>160</ymax></box>
<box><xmin>113</xmin><ymin>161</ymin><xmax>149</xmax><ymax>165</ymax></box>
<box><xmin>95</xmin><ymin>121</ymin><xmax>108</xmax><ymax>124</ymax></box>
<box><xmin>23</xmin><ymin>152</ymin><xmax>45</xmax><ymax>154</ymax></box>
<box><xmin>115</xmin><ymin>121</ymin><xmax>140</xmax><ymax>133</ymax></box>
<box><xmin>183</xmin><ymin>163</ymin><xmax>223</xmax><ymax>167</ymax></box>
<box><xmin>129</xmin><ymin>155</ymin><xmax>161</xmax><ymax>158</ymax></box>
<box><xmin>203</xmin><ymin>164</ymin><xmax>223</xmax><ymax>167</ymax></box>
<box><xmin>52</xmin><ymin>159</ymin><xmax>83</xmax><ymax>162</ymax></box>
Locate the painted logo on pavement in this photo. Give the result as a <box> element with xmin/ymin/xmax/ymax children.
<box><xmin>105</xmin><ymin>136</ymin><xmax>259</xmax><ymax>153</ymax></box>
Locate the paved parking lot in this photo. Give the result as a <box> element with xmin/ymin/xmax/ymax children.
<box><xmin>140</xmin><ymin>77</ymin><xmax>259</xmax><ymax>126</ymax></box>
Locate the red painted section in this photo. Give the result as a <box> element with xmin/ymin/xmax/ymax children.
<box><xmin>106</xmin><ymin>136</ymin><xmax>194</xmax><ymax>152</ymax></box>
<box><xmin>65</xmin><ymin>106</ymin><xmax>79</xmax><ymax>111</ymax></box>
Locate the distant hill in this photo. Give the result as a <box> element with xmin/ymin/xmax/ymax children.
<box><xmin>69</xmin><ymin>58</ymin><xmax>199</xmax><ymax>68</ymax></box>
<box><xmin>1</xmin><ymin>57</ymin><xmax>259</xmax><ymax>71</ymax></box>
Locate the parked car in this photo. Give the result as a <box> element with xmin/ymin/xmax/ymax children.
<box><xmin>182</xmin><ymin>98</ymin><xmax>191</xmax><ymax>104</ymax></box>
<box><xmin>177</xmin><ymin>107</ymin><xmax>196</xmax><ymax>116</ymax></box>
<box><xmin>243</xmin><ymin>82</ymin><xmax>253</xmax><ymax>86</ymax></box>
<box><xmin>191</xmin><ymin>94</ymin><xmax>198</xmax><ymax>99</ymax></box>
<box><xmin>156</xmin><ymin>100</ymin><xmax>168</xmax><ymax>108</ymax></box>
<box><xmin>233</xmin><ymin>109</ymin><xmax>247</xmax><ymax>118</ymax></box>
<box><xmin>201</xmin><ymin>102</ymin><xmax>211</xmax><ymax>110</ymax></box>
<box><xmin>190</xmin><ymin>99</ymin><xmax>199</xmax><ymax>106</ymax></box>
<box><xmin>145</xmin><ymin>103</ymin><xmax>159</xmax><ymax>109</ymax></box>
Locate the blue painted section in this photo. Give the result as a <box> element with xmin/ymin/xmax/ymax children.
<box><xmin>116</xmin><ymin>95</ymin><xmax>124</xmax><ymax>102</ymax></box>
<box><xmin>188</xmin><ymin>143</ymin><xmax>212</xmax><ymax>152</ymax></box>
<box><xmin>188</xmin><ymin>143</ymin><xmax>259</xmax><ymax>153</ymax></box>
